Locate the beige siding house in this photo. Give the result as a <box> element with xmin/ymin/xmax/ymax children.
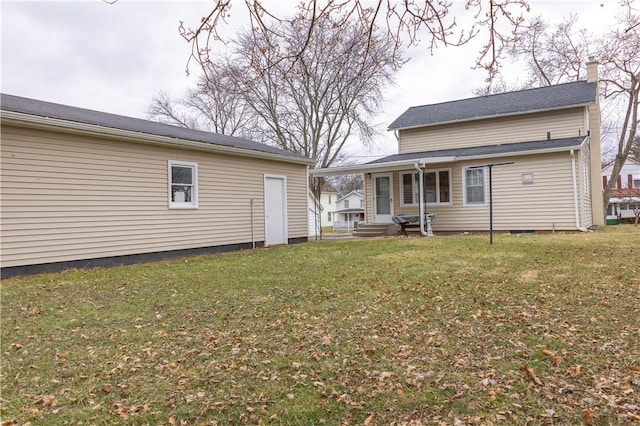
<box><xmin>1</xmin><ymin>94</ymin><xmax>314</xmax><ymax>277</ymax></box>
<box><xmin>312</xmin><ymin>62</ymin><xmax>603</xmax><ymax>234</ymax></box>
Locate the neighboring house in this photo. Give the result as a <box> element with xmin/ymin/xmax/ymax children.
<box><xmin>602</xmin><ymin>158</ymin><xmax>640</xmax><ymax>221</ymax></box>
<box><xmin>333</xmin><ymin>190</ymin><xmax>364</xmax><ymax>232</ymax></box>
<box><xmin>0</xmin><ymin>94</ymin><xmax>315</xmax><ymax>277</ymax></box>
<box><xmin>308</xmin><ymin>189</ymin><xmax>323</xmax><ymax>238</ymax></box>
<box><xmin>319</xmin><ymin>181</ymin><xmax>339</xmax><ymax>228</ymax></box>
<box><xmin>312</xmin><ymin>61</ymin><xmax>603</xmax><ymax>233</ymax></box>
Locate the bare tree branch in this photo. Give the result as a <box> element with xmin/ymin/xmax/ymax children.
<box><xmin>180</xmin><ymin>0</ymin><xmax>529</xmax><ymax>78</ymax></box>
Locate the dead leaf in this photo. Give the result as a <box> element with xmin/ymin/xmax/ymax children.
<box><xmin>568</xmin><ymin>365</ymin><xmax>582</xmax><ymax>376</ymax></box>
<box><xmin>582</xmin><ymin>409</ymin><xmax>597</xmax><ymax>423</ymax></box>
<box><xmin>541</xmin><ymin>348</ymin><xmax>561</xmax><ymax>365</ymax></box>
<box><xmin>34</xmin><ymin>395</ymin><xmax>57</xmax><ymax>407</ymax></box>
<box><xmin>522</xmin><ymin>364</ymin><xmax>543</xmax><ymax>386</ymax></box>
<box><xmin>363</xmin><ymin>413</ymin><xmax>376</xmax><ymax>425</ymax></box>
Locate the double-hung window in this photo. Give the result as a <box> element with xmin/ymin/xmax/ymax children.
<box><xmin>400</xmin><ymin>169</ymin><xmax>451</xmax><ymax>206</ymax></box>
<box><xmin>168</xmin><ymin>160</ymin><xmax>198</xmax><ymax>209</ymax></box>
<box><xmin>464</xmin><ymin>167</ymin><xmax>486</xmax><ymax>205</ymax></box>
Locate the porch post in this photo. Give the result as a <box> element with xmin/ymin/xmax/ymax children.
<box><xmin>414</xmin><ymin>163</ymin><xmax>429</xmax><ymax>236</ymax></box>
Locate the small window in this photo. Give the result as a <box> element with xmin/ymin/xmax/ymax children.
<box><xmin>344</xmin><ymin>199</ymin><xmax>350</xmax><ymax>208</ymax></box>
<box><xmin>169</xmin><ymin>161</ymin><xmax>198</xmax><ymax>208</ymax></box>
<box><xmin>438</xmin><ymin>170</ymin><xmax>450</xmax><ymax>202</ymax></box>
<box><xmin>464</xmin><ymin>167</ymin><xmax>486</xmax><ymax>205</ymax></box>
<box><xmin>327</xmin><ymin>212</ymin><xmax>332</xmax><ymax>221</ymax></box>
<box><xmin>328</xmin><ymin>195</ymin><xmax>332</xmax><ymax>204</ymax></box>
<box><xmin>360</xmin><ymin>199</ymin><xmax>364</xmax><ymax>208</ymax></box>
<box><xmin>402</xmin><ymin>173</ymin><xmax>415</xmax><ymax>204</ymax></box>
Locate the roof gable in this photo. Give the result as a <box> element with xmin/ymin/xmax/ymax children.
<box><xmin>602</xmin><ymin>157</ymin><xmax>640</xmax><ymax>172</ymax></box>
<box><xmin>337</xmin><ymin>190</ymin><xmax>364</xmax><ymax>202</ymax></box>
<box><xmin>1</xmin><ymin>93</ymin><xmax>312</xmax><ymax>163</ymax></box>
<box><xmin>388</xmin><ymin>81</ymin><xmax>597</xmax><ymax>131</ymax></box>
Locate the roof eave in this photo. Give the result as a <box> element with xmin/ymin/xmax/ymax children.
<box><xmin>458</xmin><ymin>140</ymin><xmax>586</xmax><ymax>162</ymax></box>
<box><xmin>1</xmin><ymin>111</ymin><xmax>316</xmax><ymax>166</ymax></box>
<box><xmin>310</xmin><ymin>156</ymin><xmax>456</xmax><ymax>176</ymax></box>
<box><xmin>388</xmin><ymin>103</ymin><xmax>593</xmax><ymax>132</ymax></box>
<box><xmin>311</xmin><ymin>139</ymin><xmax>586</xmax><ymax>176</ymax></box>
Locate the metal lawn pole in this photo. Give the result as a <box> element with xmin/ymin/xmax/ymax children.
<box><xmin>469</xmin><ymin>162</ymin><xmax>514</xmax><ymax>244</ymax></box>
<box><xmin>489</xmin><ymin>164</ymin><xmax>493</xmax><ymax>245</ymax></box>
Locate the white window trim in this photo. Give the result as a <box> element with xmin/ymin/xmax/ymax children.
<box><xmin>463</xmin><ymin>166</ymin><xmax>487</xmax><ymax>207</ymax></box>
<box><xmin>168</xmin><ymin>160</ymin><xmax>198</xmax><ymax>209</ymax></box>
<box><xmin>399</xmin><ymin>168</ymin><xmax>453</xmax><ymax>207</ymax></box>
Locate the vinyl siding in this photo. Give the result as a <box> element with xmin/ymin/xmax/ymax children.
<box><xmin>377</xmin><ymin>152</ymin><xmax>579</xmax><ymax>231</ymax></box>
<box><xmin>580</xmin><ymin>143</ymin><xmax>593</xmax><ymax>227</ymax></box>
<box><xmin>1</xmin><ymin>125</ymin><xmax>308</xmax><ymax>268</ymax></box>
<box><xmin>398</xmin><ymin>108</ymin><xmax>587</xmax><ymax>154</ymax></box>
<box><xmin>364</xmin><ymin>177</ymin><xmax>373</xmax><ymax>224</ymax></box>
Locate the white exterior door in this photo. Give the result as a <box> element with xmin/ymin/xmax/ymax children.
<box><xmin>373</xmin><ymin>173</ymin><xmax>393</xmax><ymax>223</ymax></box>
<box><xmin>264</xmin><ymin>175</ymin><xmax>287</xmax><ymax>246</ymax></box>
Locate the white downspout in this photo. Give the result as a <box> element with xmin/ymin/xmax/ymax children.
<box><xmin>414</xmin><ymin>163</ymin><xmax>428</xmax><ymax>236</ymax></box>
<box><xmin>570</xmin><ymin>150</ymin><xmax>589</xmax><ymax>232</ymax></box>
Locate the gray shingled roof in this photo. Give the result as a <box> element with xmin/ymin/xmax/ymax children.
<box><xmin>367</xmin><ymin>136</ymin><xmax>586</xmax><ymax>165</ymax></box>
<box><xmin>388</xmin><ymin>81</ymin><xmax>597</xmax><ymax>131</ymax></box>
<box><xmin>1</xmin><ymin>93</ymin><xmax>311</xmax><ymax>161</ymax></box>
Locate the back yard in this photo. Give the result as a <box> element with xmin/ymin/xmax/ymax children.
<box><xmin>1</xmin><ymin>227</ymin><xmax>639</xmax><ymax>425</ymax></box>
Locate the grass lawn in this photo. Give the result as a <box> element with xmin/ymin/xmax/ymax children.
<box><xmin>2</xmin><ymin>226</ymin><xmax>639</xmax><ymax>425</ymax></box>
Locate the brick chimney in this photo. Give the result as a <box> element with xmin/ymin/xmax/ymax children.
<box><xmin>587</xmin><ymin>58</ymin><xmax>599</xmax><ymax>83</ymax></box>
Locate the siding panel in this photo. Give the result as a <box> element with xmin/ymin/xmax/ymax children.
<box><xmin>387</xmin><ymin>153</ymin><xmax>579</xmax><ymax>231</ymax></box>
<box><xmin>399</xmin><ymin>108</ymin><xmax>586</xmax><ymax>153</ymax></box>
<box><xmin>1</xmin><ymin>125</ymin><xmax>308</xmax><ymax>268</ymax></box>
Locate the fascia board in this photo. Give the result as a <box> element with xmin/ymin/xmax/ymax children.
<box><xmin>312</xmin><ymin>139</ymin><xmax>586</xmax><ymax>176</ymax></box>
<box><xmin>1</xmin><ymin>112</ymin><xmax>315</xmax><ymax>166</ymax></box>
<box><xmin>310</xmin><ymin>156</ymin><xmax>456</xmax><ymax>176</ymax></box>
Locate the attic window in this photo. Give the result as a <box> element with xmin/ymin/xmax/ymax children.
<box><xmin>168</xmin><ymin>160</ymin><xmax>198</xmax><ymax>209</ymax></box>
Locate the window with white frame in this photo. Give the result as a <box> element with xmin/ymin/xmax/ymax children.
<box><xmin>168</xmin><ymin>160</ymin><xmax>198</xmax><ymax>208</ymax></box>
<box><xmin>400</xmin><ymin>169</ymin><xmax>451</xmax><ymax>206</ymax></box>
<box><xmin>464</xmin><ymin>167</ymin><xmax>486</xmax><ymax>205</ymax></box>
<box><xmin>344</xmin><ymin>199</ymin><xmax>350</xmax><ymax>208</ymax></box>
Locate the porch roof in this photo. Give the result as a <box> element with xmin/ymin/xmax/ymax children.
<box><xmin>311</xmin><ymin>136</ymin><xmax>586</xmax><ymax>176</ymax></box>
<box><xmin>335</xmin><ymin>208</ymin><xmax>365</xmax><ymax>214</ymax></box>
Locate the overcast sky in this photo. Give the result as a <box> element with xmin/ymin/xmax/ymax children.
<box><xmin>1</xmin><ymin>0</ymin><xmax>620</xmax><ymax>159</ymax></box>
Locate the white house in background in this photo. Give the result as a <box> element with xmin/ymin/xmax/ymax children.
<box><xmin>333</xmin><ymin>190</ymin><xmax>365</xmax><ymax>232</ymax></box>
<box><xmin>602</xmin><ymin>158</ymin><xmax>640</xmax><ymax>221</ymax></box>
<box><xmin>319</xmin><ymin>181</ymin><xmax>339</xmax><ymax>228</ymax></box>
<box><xmin>308</xmin><ymin>190</ymin><xmax>322</xmax><ymax>238</ymax></box>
